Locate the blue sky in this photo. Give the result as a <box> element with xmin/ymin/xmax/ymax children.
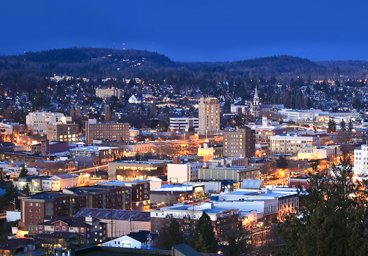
<box><xmin>0</xmin><ymin>0</ymin><xmax>367</xmax><ymax>62</ymax></box>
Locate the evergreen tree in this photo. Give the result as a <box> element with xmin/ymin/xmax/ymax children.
<box><xmin>22</xmin><ymin>183</ymin><xmax>30</xmax><ymax>195</ymax></box>
<box><xmin>328</xmin><ymin>119</ymin><xmax>336</xmax><ymax>133</ymax></box>
<box><xmin>4</xmin><ymin>182</ymin><xmax>17</xmax><ymax>205</ymax></box>
<box><xmin>135</xmin><ymin>152</ymin><xmax>141</xmax><ymax>161</ymax></box>
<box><xmin>0</xmin><ymin>177</ymin><xmax>6</xmax><ymax>186</ymax></box>
<box><xmin>340</xmin><ymin>120</ymin><xmax>346</xmax><ymax>131</ymax></box>
<box><xmin>348</xmin><ymin>120</ymin><xmax>354</xmax><ymax>131</ymax></box>
<box><xmin>158</xmin><ymin>218</ymin><xmax>184</xmax><ymax>249</ymax></box>
<box><xmin>274</xmin><ymin>158</ymin><xmax>368</xmax><ymax>256</ymax></box>
<box><xmin>276</xmin><ymin>156</ymin><xmax>288</xmax><ymax>169</ymax></box>
<box><xmin>189</xmin><ymin>212</ymin><xmax>217</xmax><ymax>253</ymax></box>
<box><xmin>18</xmin><ymin>164</ymin><xmax>28</xmax><ymax>177</ymax></box>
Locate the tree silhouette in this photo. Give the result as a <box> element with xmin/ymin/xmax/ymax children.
<box><xmin>189</xmin><ymin>212</ymin><xmax>217</xmax><ymax>253</ymax></box>
<box><xmin>158</xmin><ymin>218</ymin><xmax>184</xmax><ymax>249</ymax></box>
<box><xmin>274</xmin><ymin>157</ymin><xmax>368</xmax><ymax>255</ymax></box>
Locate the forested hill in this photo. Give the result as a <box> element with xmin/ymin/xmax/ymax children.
<box><xmin>0</xmin><ymin>47</ymin><xmax>367</xmax><ymax>83</ymax></box>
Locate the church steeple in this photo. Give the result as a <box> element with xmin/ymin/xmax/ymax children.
<box><xmin>253</xmin><ymin>85</ymin><xmax>260</xmax><ymax>106</ymax></box>
<box><xmin>251</xmin><ymin>86</ymin><xmax>260</xmax><ymax>119</ymax></box>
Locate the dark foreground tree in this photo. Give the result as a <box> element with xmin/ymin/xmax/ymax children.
<box><xmin>18</xmin><ymin>164</ymin><xmax>28</xmax><ymax>177</ymax></box>
<box><xmin>273</xmin><ymin>158</ymin><xmax>368</xmax><ymax>256</ymax></box>
<box><xmin>189</xmin><ymin>212</ymin><xmax>217</xmax><ymax>253</ymax></box>
<box><xmin>158</xmin><ymin>218</ymin><xmax>184</xmax><ymax>249</ymax></box>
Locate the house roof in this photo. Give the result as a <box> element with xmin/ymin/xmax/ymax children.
<box><xmin>241</xmin><ymin>179</ymin><xmax>263</xmax><ymax>189</ymax></box>
<box><xmin>172</xmin><ymin>243</ymin><xmax>202</xmax><ymax>256</ymax></box>
<box><xmin>0</xmin><ymin>239</ymin><xmax>38</xmax><ymax>250</ymax></box>
<box><xmin>126</xmin><ymin>230</ymin><xmax>152</xmax><ymax>243</ymax></box>
<box><xmin>74</xmin><ymin>208</ymin><xmax>150</xmax><ymax>222</ymax></box>
<box><xmin>38</xmin><ymin>216</ymin><xmax>93</xmax><ymax>228</ymax></box>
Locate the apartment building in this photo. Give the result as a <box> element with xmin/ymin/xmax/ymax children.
<box><xmin>223</xmin><ymin>126</ymin><xmax>255</xmax><ymax>158</ymax></box>
<box><xmin>270</xmin><ymin>134</ymin><xmax>320</xmax><ymax>154</ymax></box>
<box><xmin>96</xmin><ymin>87</ymin><xmax>124</xmax><ymax>100</ymax></box>
<box><xmin>198</xmin><ymin>97</ymin><xmax>220</xmax><ymax>136</ymax></box>
<box><xmin>26</xmin><ymin>112</ymin><xmax>72</xmax><ymax>135</ymax></box>
<box><xmin>19</xmin><ymin>185</ymin><xmax>131</xmax><ymax>231</ymax></box>
<box><xmin>46</xmin><ymin>122</ymin><xmax>79</xmax><ymax>142</ymax></box>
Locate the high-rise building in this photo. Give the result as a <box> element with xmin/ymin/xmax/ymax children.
<box><xmin>198</xmin><ymin>97</ymin><xmax>220</xmax><ymax>136</ymax></box>
<box><xmin>47</xmin><ymin>122</ymin><xmax>79</xmax><ymax>142</ymax></box>
<box><xmin>85</xmin><ymin>119</ymin><xmax>130</xmax><ymax>144</ymax></box>
<box><xmin>223</xmin><ymin>126</ymin><xmax>255</xmax><ymax>158</ymax></box>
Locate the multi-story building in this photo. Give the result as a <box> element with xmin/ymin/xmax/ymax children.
<box><xmin>69</xmin><ymin>146</ymin><xmax>120</xmax><ymax>166</ymax></box>
<box><xmin>198</xmin><ymin>97</ymin><xmax>220</xmax><ymax>136</ymax></box>
<box><xmin>198</xmin><ymin>165</ymin><xmax>260</xmax><ymax>182</ymax></box>
<box><xmin>85</xmin><ymin>119</ymin><xmax>130</xmax><ymax>144</ymax></box>
<box><xmin>150</xmin><ymin>183</ymin><xmax>205</xmax><ymax>206</ymax></box>
<box><xmin>95</xmin><ymin>87</ymin><xmax>124</xmax><ymax>100</ymax></box>
<box><xmin>0</xmin><ymin>122</ymin><xmax>25</xmax><ymax>142</ymax></box>
<box><xmin>19</xmin><ymin>185</ymin><xmax>131</xmax><ymax>231</ymax></box>
<box><xmin>211</xmin><ymin>186</ymin><xmax>299</xmax><ymax>224</ymax></box>
<box><xmin>298</xmin><ymin>145</ymin><xmax>341</xmax><ymax>161</ymax></box>
<box><xmin>36</xmin><ymin>216</ymin><xmax>107</xmax><ymax>245</ymax></box>
<box><xmin>197</xmin><ymin>144</ymin><xmax>223</xmax><ymax>162</ymax></box>
<box><xmin>26</xmin><ymin>112</ymin><xmax>72</xmax><ymax>135</ymax></box>
<box><xmin>98</xmin><ymin>180</ymin><xmax>150</xmax><ymax>211</ymax></box>
<box><xmin>108</xmin><ymin>160</ymin><xmax>167</xmax><ymax>181</ymax></box>
<box><xmin>279</xmin><ymin>109</ymin><xmax>325</xmax><ymax>123</ymax></box>
<box><xmin>41</xmin><ymin>174</ymin><xmax>79</xmax><ymax>191</ymax></box>
<box><xmin>46</xmin><ymin>122</ymin><xmax>79</xmax><ymax>142</ymax></box>
<box><xmin>74</xmin><ymin>208</ymin><xmax>151</xmax><ymax>239</ymax></box>
<box><xmin>270</xmin><ymin>134</ymin><xmax>320</xmax><ymax>154</ymax></box>
<box><xmin>354</xmin><ymin>144</ymin><xmax>368</xmax><ymax>176</ymax></box>
<box><xmin>223</xmin><ymin>126</ymin><xmax>255</xmax><ymax>158</ymax></box>
<box><xmin>150</xmin><ymin>202</ymin><xmax>238</xmax><ymax>240</ymax></box>
<box><xmin>169</xmin><ymin>117</ymin><xmax>199</xmax><ymax>132</ymax></box>
<box><xmin>167</xmin><ymin>162</ymin><xmax>203</xmax><ymax>183</ymax></box>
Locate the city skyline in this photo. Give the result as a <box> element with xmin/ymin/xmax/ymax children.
<box><xmin>0</xmin><ymin>0</ymin><xmax>367</xmax><ymax>62</ymax></box>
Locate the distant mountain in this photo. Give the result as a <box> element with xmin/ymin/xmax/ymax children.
<box><xmin>0</xmin><ymin>47</ymin><xmax>367</xmax><ymax>80</ymax></box>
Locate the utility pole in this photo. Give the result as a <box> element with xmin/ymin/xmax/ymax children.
<box><xmin>147</xmin><ymin>233</ymin><xmax>151</xmax><ymax>249</ymax></box>
<box><xmin>111</xmin><ymin>206</ymin><xmax>113</xmax><ymax>239</ymax></box>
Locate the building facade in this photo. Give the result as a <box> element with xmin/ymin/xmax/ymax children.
<box><xmin>169</xmin><ymin>117</ymin><xmax>199</xmax><ymax>132</ymax></box>
<box><xmin>86</xmin><ymin>119</ymin><xmax>130</xmax><ymax>144</ymax></box>
<box><xmin>270</xmin><ymin>134</ymin><xmax>320</xmax><ymax>154</ymax></box>
<box><xmin>167</xmin><ymin>162</ymin><xmax>203</xmax><ymax>183</ymax></box>
<box><xmin>198</xmin><ymin>97</ymin><xmax>220</xmax><ymax>136</ymax></box>
<box><xmin>47</xmin><ymin>122</ymin><xmax>79</xmax><ymax>142</ymax></box>
<box><xmin>223</xmin><ymin>126</ymin><xmax>255</xmax><ymax>158</ymax></box>
<box><xmin>26</xmin><ymin>112</ymin><xmax>72</xmax><ymax>135</ymax></box>
<box><xmin>354</xmin><ymin>144</ymin><xmax>368</xmax><ymax>176</ymax></box>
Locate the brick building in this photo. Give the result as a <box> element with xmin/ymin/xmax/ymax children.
<box><xmin>85</xmin><ymin>119</ymin><xmax>130</xmax><ymax>145</ymax></box>
<box><xmin>36</xmin><ymin>216</ymin><xmax>107</xmax><ymax>245</ymax></box>
<box><xmin>223</xmin><ymin>126</ymin><xmax>255</xmax><ymax>158</ymax></box>
<box><xmin>46</xmin><ymin>122</ymin><xmax>79</xmax><ymax>142</ymax></box>
<box><xmin>19</xmin><ymin>185</ymin><xmax>132</xmax><ymax>231</ymax></box>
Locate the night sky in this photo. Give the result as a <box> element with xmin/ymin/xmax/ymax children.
<box><xmin>1</xmin><ymin>0</ymin><xmax>367</xmax><ymax>62</ymax></box>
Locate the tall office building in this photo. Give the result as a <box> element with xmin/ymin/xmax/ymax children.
<box><xmin>198</xmin><ymin>97</ymin><xmax>220</xmax><ymax>136</ymax></box>
<box><xmin>223</xmin><ymin>126</ymin><xmax>255</xmax><ymax>158</ymax></box>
